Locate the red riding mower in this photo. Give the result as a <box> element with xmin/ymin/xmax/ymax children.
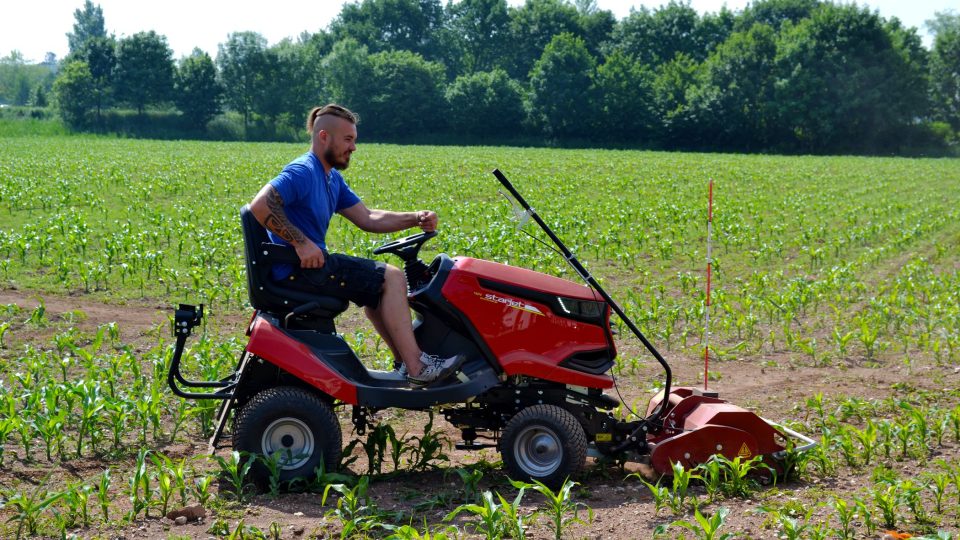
<box><xmin>168</xmin><ymin>170</ymin><xmax>813</xmax><ymax>488</ymax></box>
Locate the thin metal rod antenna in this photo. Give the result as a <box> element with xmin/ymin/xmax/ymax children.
<box><xmin>704</xmin><ymin>179</ymin><xmax>714</xmax><ymax>390</ymax></box>
<box><xmin>493</xmin><ymin>168</ymin><xmax>673</xmax><ymax>423</ymax></box>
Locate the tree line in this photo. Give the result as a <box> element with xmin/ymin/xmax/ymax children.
<box><xmin>3</xmin><ymin>0</ymin><xmax>960</xmax><ymax>154</ymax></box>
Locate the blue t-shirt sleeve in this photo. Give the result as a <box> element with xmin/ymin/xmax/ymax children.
<box><xmin>335</xmin><ymin>175</ymin><xmax>361</xmax><ymax>212</ymax></box>
<box><xmin>269</xmin><ymin>162</ymin><xmax>310</xmax><ymax>205</ymax></box>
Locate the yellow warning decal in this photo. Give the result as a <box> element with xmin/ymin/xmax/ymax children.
<box><xmin>738</xmin><ymin>443</ymin><xmax>752</xmax><ymax>459</ymax></box>
<box><xmin>596</xmin><ymin>433</ymin><xmax>612</xmax><ymax>442</ymax></box>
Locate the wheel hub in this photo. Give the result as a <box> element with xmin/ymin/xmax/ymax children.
<box><xmin>262</xmin><ymin>417</ymin><xmax>315</xmax><ymax>470</ymax></box>
<box><xmin>514</xmin><ymin>425</ymin><xmax>562</xmax><ymax>476</ymax></box>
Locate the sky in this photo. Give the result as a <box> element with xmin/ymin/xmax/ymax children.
<box><xmin>2</xmin><ymin>0</ymin><xmax>956</xmax><ymax>64</ymax></box>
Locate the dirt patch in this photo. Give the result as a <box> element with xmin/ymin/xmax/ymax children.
<box><xmin>0</xmin><ymin>291</ymin><xmax>958</xmax><ymax>539</ymax></box>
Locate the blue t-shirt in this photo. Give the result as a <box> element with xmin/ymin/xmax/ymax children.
<box><xmin>267</xmin><ymin>152</ymin><xmax>361</xmax><ymax>280</ymax></box>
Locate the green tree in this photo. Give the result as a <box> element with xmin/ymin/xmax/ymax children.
<box><xmin>322</xmin><ymin>38</ymin><xmax>375</xmax><ymax>116</ymax></box>
<box><xmin>593</xmin><ymin>50</ymin><xmax>656</xmax><ymax>144</ymax></box>
<box><xmin>217</xmin><ymin>31</ymin><xmax>269</xmax><ymax>134</ymax></box>
<box><xmin>72</xmin><ymin>36</ymin><xmax>116</xmax><ymax>122</ymax></box>
<box><xmin>928</xmin><ymin>11</ymin><xmax>960</xmax><ymax>130</ymax></box>
<box><xmin>363</xmin><ymin>49</ymin><xmax>447</xmax><ymax>136</ymax></box>
<box><xmin>735</xmin><ymin>0</ymin><xmax>822</xmax><ymax>32</ymax></box>
<box><xmin>773</xmin><ymin>3</ymin><xmax>929</xmax><ymax>153</ymax></box>
<box><xmin>32</xmin><ymin>84</ymin><xmax>48</xmax><ymax>107</ymax></box>
<box><xmin>0</xmin><ymin>51</ymin><xmax>57</xmax><ymax>106</ymax></box>
<box><xmin>574</xmin><ymin>0</ymin><xmax>617</xmax><ymax>61</ymax></box>
<box><xmin>330</xmin><ymin>0</ymin><xmax>446</xmax><ymax>60</ymax></box>
<box><xmin>651</xmin><ymin>53</ymin><xmax>700</xmax><ymax>147</ymax></box>
<box><xmin>14</xmin><ymin>71</ymin><xmax>31</xmax><ymax>105</ymax></box>
<box><xmin>610</xmin><ymin>1</ymin><xmax>730</xmax><ymax>67</ymax></box>
<box><xmin>528</xmin><ymin>32</ymin><xmax>596</xmax><ymax>138</ymax></box>
<box><xmin>443</xmin><ymin>0</ymin><xmax>510</xmax><ymax>73</ymax></box>
<box><xmin>174</xmin><ymin>49</ymin><xmax>221</xmax><ymax>130</ymax></box>
<box><xmin>687</xmin><ymin>23</ymin><xmax>778</xmax><ymax>150</ymax></box>
<box><xmin>255</xmin><ymin>38</ymin><xmax>329</xmax><ymax>133</ymax></box>
<box><xmin>504</xmin><ymin>0</ymin><xmax>583</xmax><ymax>79</ymax></box>
<box><xmin>114</xmin><ymin>31</ymin><xmax>174</xmax><ymax>116</ymax></box>
<box><xmin>53</xmin><ymin>61</ymin><xmax>96</xmax><ymax>128</ymax></box>
<box><xmin>66</xmin><ymin>0</ymin><xmax>107</xmax><ymax>55</ymax></box>
<box><xmin>445</xmin><ymin>68</ymin><xmax>525</xmax><ymax>137</ymax></box>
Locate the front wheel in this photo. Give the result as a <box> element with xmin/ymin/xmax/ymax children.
<box><xmin>233</xmin><ymin>386</ymin><xmax>342</xmax><ymax>487</ymax></box>
<box><xmin>500</xmin><ymin>404</ymin><xmax>587</xmax><ymax>489</ymax></box>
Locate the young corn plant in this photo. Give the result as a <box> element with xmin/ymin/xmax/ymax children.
<box><xmin>835</xmin><ymin>427</ymin><xmax>860</xmax><ymax>468</ymax></box>
<box><xmin>444</xmin><ymin>490</ymin><xmax>511</xmax><ymax>540</ymax></box>
<box><xmin>899</xmin><ymin>479</ymin><xmax>931</xmax><ymax>527</ymax></box>
<box><xmin>695</xmin><ymin>458</ymin><xmax>724</xmax><ymax>503</ymax></box>
<box><xmin>0</xmin><ymin>321</ymin><xmax>10</xmax><ymax>348</ymax></box>
<box><xmin>908</xmin><ymin>406</ymin><xmax>931</xmax><ymax>458</ymax></box>
<box><xmin>853</xmin><ymin>496</ymin><xmax>877</xmax><ymax>537</ymax></box>
<box><xmin>258</xmin><ymin>450</ymin><xmax>285</xmax><ymax>497</ymax></box>
<box><xmin>451</xmin><ymin>467</ymin><xmax>484</xmax><ymax>504</ymax></box>
<box><xmin>128</xmin><ymin>448</ymin><xmax>154</xmax><ymax>521</ymax></box>
<box><xmin>712</xmin><ymin>454</ymin><xmax>774</xmax><ymax>497</ymax></box>
<box><xmin>769</xmin><ymin>434</ymin><xmax>810</xmax><ymax>482</ymax></box>
<box><xmin>499</xmin><ymin>480</ymin><xmax>537</xmax><ymax>540</ymax></box>
<box><xmin>150</xmin><ymin>453</ymin><xmax>178</xmax><ymax>516</ymax></box>
<box><xmin>654</xmin><ymin>507</ymin><xmax>733</xmax><ymax>540</ymax></box>
<box><xmin>667</xmin><ymin>461</ymin><xmax>700</xmax><ymax>515</ymax></box>
<box><xmin>762</xmin><ymin>503</ymin><xmax>826</xmax><ymax>540</ymax></box>
<box><xmin>384</xmin><ymin>523</ymin><xmax>458</xmax><ymax>540</ymax></box>
<box><xmin>528</xmin><ymin>479</ymin><xmax>591</xmax><ymax>540</ymax></box>
<box><xmin>96</xmin><ymin>468</ymin><xmax>112</xmax><ymax>523</ymax></box>
<box><xmin>1</xmin><ymin>486</ymin><xmax>64</xmax><ymax>539</ymax></box>
<box><xmin>213</xmin><ymin>450</ymin><xmax>255</xmax><ymax>503</ymax></box>
<box><xmin>60</xmin><ymin>480</ymin><xmax>93</xmax><ymax>529</ymax></box>
<box><xmin>926</xmin><ymin>471</ymin><xmax>949</xmax><ymax>515</ymax></box>
<box><xmin>872</xmin><ymin>484</ymin><xmax>899</xmax><ymax>529</ymax></box>
<box><xmin>192</xmin><ymin>474</ymin><xmax>215</xmax><ymax>506</ymax></box>
<box><xmin>407</xmin><ymin>413</ymin><xmax>449</xmax><ymax>471</ymax></box>
<box><xmin>360</xmin><ymin>422</ymin><xmax>394</xmax><ymax>475</ymax></box>
<box><xmin>830</xmin><ymin>497</ymin><xmax>857</xmax><ymax>540</ymax></box>
<box><xmin>634</xmin><ymin>476</ymin><xmax>669</xmax><ymax>516</ymax></box>
<box><xmin>322</xmin><ymin>476</ymin><xmax>383</xmax><ymax>540</ymax></box>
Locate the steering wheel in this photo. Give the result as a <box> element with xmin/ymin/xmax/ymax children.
<box><xmin>372</xmin><ymin>231</ymin><xmax>438</xmax><ymax>257</ymax></box>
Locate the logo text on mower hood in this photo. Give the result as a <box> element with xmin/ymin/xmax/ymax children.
<box><xmin>476</xmin><ymin>291</ymin><xmax>544</xmax><ymax>316</ymax></box>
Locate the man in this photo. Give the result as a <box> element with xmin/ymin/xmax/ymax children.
<box><xmin>249</xmin><ymin>103</ymin><xmax>464</xmax><ymax>386</ymax></box>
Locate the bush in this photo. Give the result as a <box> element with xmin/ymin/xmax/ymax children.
<box><xmin>205</xmin><ymin>112</ymin><xmax>249</xmax><ymax>141</ymax></box>
<box><xmin>445</xmin><ymin>69</ymin><xmax>526</xmax><ymax>138</ymax></box>
<box><xmin>0</xmin><ymin>106</ymin><xmax>67</xmax><ymax>136</ymax></box>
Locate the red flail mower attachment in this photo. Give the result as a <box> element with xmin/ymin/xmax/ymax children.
<box><xmin>643</xmin><ymin>387</ymin><xmax>814</xmax><ymax>477</ymax></box>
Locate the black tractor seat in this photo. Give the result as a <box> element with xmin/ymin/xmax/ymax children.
<box><xmin>241</xmin><ymin>205</ymin><xmax>348</xmax><ymax>332</ymax></box>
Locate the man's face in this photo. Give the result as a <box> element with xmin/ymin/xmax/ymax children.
<box><xmin>320</xmin><ymin>117</ymin><xmax>357</xmax><ymax>170</ymax></box>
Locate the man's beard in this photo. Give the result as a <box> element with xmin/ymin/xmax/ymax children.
<box><xmin>325</xmin><ymin>147</ymin><xmax>350</xmax><ymax>170</ymax></box>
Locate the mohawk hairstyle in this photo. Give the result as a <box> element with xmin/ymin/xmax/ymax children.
<box><xmin>306</xmin><ymin>104</ymin><xmax>359</xmax><ymax>133</ymax></box>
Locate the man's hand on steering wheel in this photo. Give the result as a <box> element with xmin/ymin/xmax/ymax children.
<box><xmin>415</xmin><ymin>210</ymin><xmax>438</xmax><ymax>232</ymax></box>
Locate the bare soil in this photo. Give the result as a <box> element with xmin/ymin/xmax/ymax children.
<box><xmin>1</xmin><ymin>288</ymin><xmax>958</xmax><ymax>539</ymax></box>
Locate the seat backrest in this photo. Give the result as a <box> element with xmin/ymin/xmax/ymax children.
<box><xmin>240</xmin><ymin>205</ymin><xmax>348</xmax><ymax>318</ymax></box>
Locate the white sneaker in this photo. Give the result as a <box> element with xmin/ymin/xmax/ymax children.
<box><xmin>407</xmin><ymin>352</ymin><xmax>465</xmax><ymax>386</ymax></box>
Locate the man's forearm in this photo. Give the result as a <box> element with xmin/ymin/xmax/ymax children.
<box><xmin>364</xmin><ymin>209</ymin><xmax>418</xmax><ymax>233</ymax></box>
<box><xmin>253</xmin><ymin>186</ymin><xmax>309</xmax><ymax>246</ymax></box>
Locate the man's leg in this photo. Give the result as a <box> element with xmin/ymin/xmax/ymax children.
<box><xmin>309</xmin><ymin>254</ymin><xmax>462</xmax><ymax>384</ymax></box>
<box><xmin>364</xmin><ymin>305</ymin><xmax>401</xmax><ymax>367</ymax></box>
<box><xmin>368</xmin><ymin>265</ymin><xmax>425</xmax><ymax>375</ymax></box>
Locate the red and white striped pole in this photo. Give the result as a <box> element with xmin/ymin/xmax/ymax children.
<box><xmin>704</xmin><ymin>179</ymin><xmax>714</xmax><ymax>390</ymax></box>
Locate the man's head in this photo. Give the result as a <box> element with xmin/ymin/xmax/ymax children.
<box><xmin>307</xmin><ymin>104</ymin><xmax>359</xmax><ymax>171</ymax></box>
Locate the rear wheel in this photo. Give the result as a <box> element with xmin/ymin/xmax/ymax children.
<box><xmin>233</xmin><ymin>386</ymin><xmax>342</xmax><ymax>487</ymax></box>
<box><xmin>500</xmin><ymin>404</ymin><xmax>587</xmax><ymax>489</ymax></box>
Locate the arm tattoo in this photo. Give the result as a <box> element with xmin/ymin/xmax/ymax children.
<box><xmin>263</xmin><ymin>186</ymin><xmax>308</xmax><ymax>245</ymax></box>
